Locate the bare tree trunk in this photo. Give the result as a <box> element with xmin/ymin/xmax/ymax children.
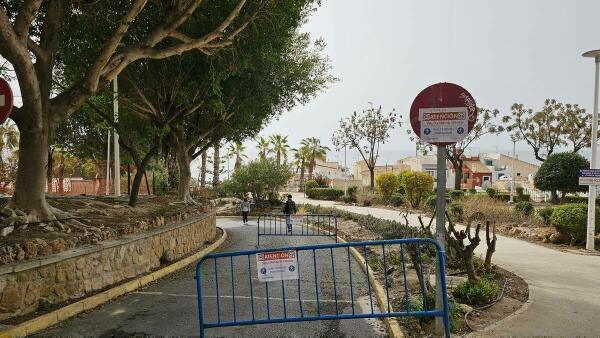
<box><xmin>175</xmin><ymin>140</ymin><xmax>194</xmax><ymax>203</ymax></box>
<box><xmin>299</xmin><ymin>159</ymin><xmax>306</xmax><ymax>191</ymax></box>
<box><xmin>369</xmin><ymin>167</ymin><xmax>375</xmax><ymax>191</ymax></box>
<box><xmin>454</xmin><ymin>160</ymin><xmax>463</xmax><ymax>190</ymax></box>
<box><xmin>213</xmin><ymin>142</ymin><xmax>221</xmax><ymax>187</ymax></box>
<box><xmin>12</xmin><ymin>129</ymin><xmax>55</xmax><ymax>219</ymax></box>
<box><xmin>46</xmin><ymin>148</ymin><xmax>54</xmax><ymax>193</ymax></box>
<box><xmin>200</xmin><ymin>150</ymin><xmax>207</xmax><ymax>187</ymax></box>
<box><xmin>484</xmin><ymin>221</ymin><xmax>497</xmax><ymax>271</ymax></box>
<box><xmin>129</xmin><ymin>169</ymin><xmax>145</xmax><ymax>207</ymax></box>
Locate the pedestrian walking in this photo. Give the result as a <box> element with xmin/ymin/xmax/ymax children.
<box><xmin>282</xmin><ymin>194</ymin><xmax>297</xmax><ymax>232</ymax></box>
<box><xmin>241</xmin><ymin>198</ymin><xmax>251</xmax><ymax>225</ymax></box>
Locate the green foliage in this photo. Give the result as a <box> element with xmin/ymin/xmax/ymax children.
<box><xmin>306</xmin><ymin>188</ymin><xmax>344</xmax><ymax>200</ymax></box>
<box><xmin>514</xmin><ymin>201</ymin><xmax>534</xmax><ymax>217</ymax></box>
<box><xmin>453</xmin><ymin>277</ymin><xmax>499</xmax><ymax>305</ymax></box>
<box><xmin>426</xmin><ymin>194</ymin><xmax>437</xmax><ymax>209</ymax></box>
<box><xmin>486</xmin><ymin>188</ymin><xmax>496</xmax><ymax>198</ymax></box>
<box><xmin>468</xmin><ymin>188</ymin><xmax>477</xmax><ymax>194</ymax></box>
<box><xmin>550</xmin><ymin>203</ymin><xmax>600</xmax><ymax>241</ymax></box>
<box><xmin>515</xmin><ymin>186</ymin><xmax>524</xmax><ymax>197</ymax></box>
<box><xmin>390</xmin><ymin>193</ymin><xmax>404</xmax><ymax>207</ymax></box>
<box><xmin>376</xmin><ymin>172</ymin><xmax>400</xmax><ymax>202</ymax></box>
<box><xmin>562</xmin><ymin>195</ymin><xmax>600</xmax><ymax>205</ymax></box>
<box><xmin>313</xmin><ymin>174</ymin><xmax>331</xmax><ymax>187</ymax></box>
<box><xmin>534</xmin><ymin>152</ymin><xmax>589</xmax><ymax>197</ymax></box>
<box><xmin>347</xmin><ymin>186</ymin><xmax>358</xmax><ymax>197</ymax></box>
<box><xmin>304</xmin><ymin>180</ymin><xmax>319</xmax><ymax>190</ymax></box>
<box><xmin>220</xmin><ymin>159</ymin><xmax>292</xmax><ymax>201</ymax></box>
<box><xmin>399</xmin><ymin>171</ymin><xmax>434</xmax><ymax>208</ymax></box>
<box><xmin>449</xmin><ymin>190</ymin><xmax>465</xmax><ymax>200</ymax></box>
<box><xmin>342</xmin><ymin>195</ymin><xmax>355</xmax><ymax>204</ymax></box>
<box><xmin>449</xmin><ymin>202</ymin><xmax>464</xmax><ymax>220</ymax></box>
<box><xmin>537</xmin><ymin>206</ymin><xmax>554</xmax><ymax>225</ymax></box>
<box><xmin>356</xmin><ymin>190</ymin><xmax>380</xmax><ymax>206</ymax></box>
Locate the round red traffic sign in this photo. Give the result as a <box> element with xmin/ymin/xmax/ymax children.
<box><xmin>409</xmin><ymin>82</ymin><xmax>477</xmax><ymax>146</ymax></box>
<box><xmin>0</xmin><ymin>78</ymin><xmax>14</xmax><ymax>124</ymax></box>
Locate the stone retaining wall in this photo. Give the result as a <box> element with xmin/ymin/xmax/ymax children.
<box><xmin>0</xmin><ymin>213</ymin><xmax>216</xmax><ymax>320</ymax></box>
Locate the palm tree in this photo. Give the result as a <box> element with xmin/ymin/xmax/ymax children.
<box><xmin>256</xmin><ymin>137</ymin><xmax>270</xmax><ymax>161</ymax></box>
<box><xmin>269</xmin><ymin>134</ymin><xmax>290</xmax><ymax>165</ymax></box>
<box><xmin>213</xmin><ymin>141</ymin><xmax>221</xmax><ymax>187</ymax></box>
<box><xmin>227</xmin><ymin>142</ymin><xmax>248</xmax><ymax>172</ymax></box>
<box><xmin>302</xmin><ymin>137</ymin><xmax>330</xmax><ymax>180</ymax></box>
<box><xmin>292</xmin><ymin>145</ymin><xmax>310</xmax><ymax>191</ymax></box>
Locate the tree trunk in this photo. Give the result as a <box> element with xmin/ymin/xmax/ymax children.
<box><xmin>200</xmin><ymin>150</ymin><xmax>207</xmax><ymax>187</ymax></box>
<box><xmin>213</xmin><ymin>142</ymin><xmax>221</xmax><ymax>187</ymax></box>
<box><xmin>175</xmin><ymin>141</ymin><xmax>194</xmax><ymax>203</ymax></box>
<box><xmin>234</xmin><ymin>156</ymin><xmax>242</xmax><ymax>172</ymax></box>
<box><xmin>46</xmin><ymin>149</ymin><xmax>54</xmax><ymax>193</ymax></box>
<box><xmin>369</xmin><ymin>167</ymin><xmax>375</xmax><ymax>191</ymax></box>
<box><xmin>550</xmin><ymin>190</ymin><xmax>559</xmax><ymax>204</ymax></box>
<box><xmin>12</xmin><ymin>129</ymin><xmax>55</xmax><ymax>219</ymax></box>
<box><xmin>454</xmin><ymin>160</ymin><xmax>463</xmax><ymax>190</ymax></box>
<box><xmin>129</xmin><ymin>168</ymin><xmax>145</xmax><ymax>207</ymax></box>
<box><xmin>299</xmin><ymin>159</ymin><xmax>306</xmax><ymax>191</ymax></box>
<box><xmin>464</xmin><ymin>253</ymin><xmax>478</xmax><ymax>281</ymax></box>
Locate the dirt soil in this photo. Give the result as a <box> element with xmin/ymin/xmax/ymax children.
<box><xmin>330</xmin><ymin>218</ymin><xmax>529</xmax><ymax>337</ymax></box>
<box><xmin>0</xmin><ymin>194</ymin><xmax>226</xmax><ymax>265</ymax></box>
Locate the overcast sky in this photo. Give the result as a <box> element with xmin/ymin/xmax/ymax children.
<box><xmin>226</xmin><ymin>0</ymin><xmax>600</xmax><ymax>173</ymax></box>
<box><xmin>5</xmin><ymin>1</ymin><xmax>600</xmax><ymax>177</ymax></box>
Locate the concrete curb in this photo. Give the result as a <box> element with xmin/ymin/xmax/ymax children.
<box><xmin>0</xmin><ymin>227</ymin><xmax>228</xmax><ymax>338</ymax></box>
<box><xmin>304</xmin><ymin>224</ymin><xmax>405</xmax><ymax>338</ymax></box>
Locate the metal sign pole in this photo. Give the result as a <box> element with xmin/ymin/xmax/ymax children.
<box><xmin>434</xmin><ymin>145</ymin><xmax>447</xmax><ymax>334</ymax></box>
<box><xmin>587</xmin><ymin>55</ymin><xmax>600</xmax><ymax>251</ymax></box>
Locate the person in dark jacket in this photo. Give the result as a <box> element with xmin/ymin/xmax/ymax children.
<box><xmin>282</xmin><ymin>194</ymin><xmax>297</xmax><ymax>232</ymax></box>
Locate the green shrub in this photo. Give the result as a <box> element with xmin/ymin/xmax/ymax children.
<box><xmin>390</xmin><ymin>193</ymin><xmax>404</xmax><ymax>207</ymax></box>
<box><xmin>486</xmin><ymin>188</ymin><xmax>496</xmax><ymax>198</ymax></box>
<box><xmin>398</xmin><ymin>171</ymin><xmax>434</xmax><ymax>208</ymax></box>
<box><xmin>562</xmin><ymin>195</ymin><xmax>600</xmax><ymax>205</ymax></box>
<box><xmin>306</xmin><ymin>188</ymin><xmax>344</xmax><ymax>201</ymax></box>
<box><xmin>347</xmin><ymin>186</ymin><xmax>358</xmax><ymax>197</ymax></box>
<box><xmin>356</xmin><ymin>190</ymin><xmax>380</xmax><ymax>206</ymax></box>
<box><xmin>514</xmin><ymin>201</ymin><xmax>534</xmax><ymax>217</ymax></box>
<box><xmin>426</xmin><ymin>194</ymin><xmax>437</xmax><ymax>209</ymax></box>
<box><xmin>515</xmin><ymin>186</ymin><xmax>524</xmax><ymax>197</ymax></box>
<box><xmin>537</xmin><ymin>206</ymin><xmax>554</xmax><ymax>225</ymax></box>
<box><xmin>551</xmin><ymin>203</ymin><xmax>600</xmax><ymax>241</ymax></box>
<box><xmin>314</xmin><ymin>174</ymin><xmax>330</xmax><ymax>187</ymax></box>
<box><xmin>449</xmin><ymin>190</ymin><xmax>465</xmax><ymax>200</ymax></box>
<box><xmin>304</xmin><ymin>180</ymin><xmax>319</xmax><ymax>191</ymax></box>
<box><xmin>468</xmin><ymin>188</ymin><xmax>477</xmax><ymax>194</ymax></box>
<box><xmin>376</xmin><ymin>172</ymin><xmax>400</xmax><ymax>202</ymax></box>
<box><xmin>342</xmin><ymin>195</ymin><xmax>355</xmax><ymax>204</ymax></box>
<box><xmin>449</xmin><ymin>202</ymin><xmax>464</xmax><ymax>220</ymax></box>
<box><xmin>516</xmin><ymin>194</ymin><xmax>531</xmax><ymax>202</ymax></box>
<box><xmin>452</xmin><ymin>277</ymin><xmax>499</xmax><ymax>305</ymax></box>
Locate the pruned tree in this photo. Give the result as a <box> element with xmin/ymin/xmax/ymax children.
<box><xmin>484</xmin><ymin>221</ymin><xmax>497</xmax><ymax>271</ymax></box>
<box><xmin>332</xmin><ymin>104</ymin><xmax>398</xmax><ymax>190</ymax></box>
<box><xmin>502</xmin><ymin>99</ymin><xmax>567</xmax><ymax>162</ymax></box>
<box><xmin>446</xmin><ymin>211</ymin><xmax>481</xmax><ymax>281</ymax></box>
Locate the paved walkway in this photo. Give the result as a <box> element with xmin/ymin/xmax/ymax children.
<box><xmin>39</xmin><ymin>217</ymin><xmax>385</xmax><ymax>337</ymax></box>
<box><xmin>293</xmin><ymin>193</ymin><xmax>600</xmax><ymax>336</ymax></box>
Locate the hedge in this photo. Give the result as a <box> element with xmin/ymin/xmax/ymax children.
<box><xmin>562</xmin><ymin>195</ymin><xmax>600</xmax><ymax>205</ymax></box>
<box><xmin>550</xmin><ymin>203</ymin><xmax>600</xmax><ymax>241</ymax></box>
<box><xmin>306</xmin><ymin>188</ymin><xmax>344</xmax><ymax>201</ymax></box>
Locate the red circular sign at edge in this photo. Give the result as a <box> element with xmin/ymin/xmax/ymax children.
<box><xmin>0</xmin><ymin>78</ymin><xmax>14</xmax><ymax>124</ymax></box>
<box><xmin>409</xmin><ymin>82</ymin><xmax>477</xmax><ymax>146</ymax></box>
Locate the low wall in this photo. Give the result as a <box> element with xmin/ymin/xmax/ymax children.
<box><xmin>0</xmin><ymin>213</ymin><xmax>216</xmax><ymax>320</ymax></box>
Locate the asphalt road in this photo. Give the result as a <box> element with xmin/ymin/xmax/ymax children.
<box><xmin>38</xmin><ymin>217</ymin><xmax>387</xmax><ymax>337</ymax></box>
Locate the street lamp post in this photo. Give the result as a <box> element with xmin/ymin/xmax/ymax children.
<box><xmin>583</xmin><ymin>49</ymin><xmax>600</xmax><ymax>251</ymax></box>
<box><xmin>509</xmin><ymin>138</ymin><xmax>516</xmax><ymax>203</ymax></box>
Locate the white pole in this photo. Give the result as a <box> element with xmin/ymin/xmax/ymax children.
<box><xmin>344</xmin><ymin>145</ymin><xmax>348</xmax><ymax>196</ymax></box>
<box><xmin>113</xmin><ymin>78</ymin><xmax>121</xmax><ymax>197</ymax></box>
<box><xmin>586</xmin><ymin>56</ymin><xmax>599</xmax><ymax>251</ymax></box>
<box><xmin>510</xmin><ymin>139</ymin><xmax>516</xmax><ymax>203</ymax></box>
<box><xmin>106</xmin><ymin>130</ymin><xmax>111</xmax><ymax>195</ymax></box>
<box><xmin>434</xmin><ymin>146</ymin><xmax>447</xmax><ymax>334</ymax></box>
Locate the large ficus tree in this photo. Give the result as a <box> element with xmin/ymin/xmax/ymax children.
<box><xmin>332</xmin><ymin>104</ymin><xmax>398</xmax><ymax>190</ymax></box>
<box><xmin>534</xmin><ymin>152</ymin><xmax>589</xmax><ymax>204</ymax></box>
<box><xmin>0</xmin><ymin>0</ymin><xmax>263</xmax><ymax>220</ymax></box>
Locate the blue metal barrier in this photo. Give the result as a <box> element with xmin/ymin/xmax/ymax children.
<box><xmin>257</xmin><ymin>213</ymin><xmax>338</xmax><ymax>245</ymax></box>
<box><xmin>195</xmin><ymin>238</ymin><xmax>451</xmax><ymax>337</ymax></box>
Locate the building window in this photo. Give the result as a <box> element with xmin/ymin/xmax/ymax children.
<box><xmin>426</xmin><ymin>170</ymin><xmax>436</xmax><ymax>178</ymax></box>
<box><xmin>485</xmin><ymin>160</ymin><xmax>493</xmax><ymax>166</ymax></box>
<box><xmin>483</xmin><ymin>176</ymin><xmax>491</xmax><ymax>182</ymax></box>
<box><xmin>517</xmin><ymin>172</ymin><xmax>521</xmax><ymax>177</ymax></box>
<box><xmin>463</xmin><ymin>173</ymin><xmax>470</xmax><ymax>179</ymax></box>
